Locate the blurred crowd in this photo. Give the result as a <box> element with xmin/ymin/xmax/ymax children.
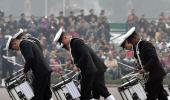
<box><xmin>0</xmin><ymin>9</ymin><xmax>112</xmax><ymax>76</ymax></box>
<box><xmin>0</xmin><ymin>8</ymin><xmax>170</xmax><ymax>80</ymax></box>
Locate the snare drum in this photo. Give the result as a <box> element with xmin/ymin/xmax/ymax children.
<box><xmin>118</xmin><ymin>78</ymin><xmax>147</xmax><ymax>100</ymax></box>
<box><xmin>5</xmin><ymin>69</ymin><xmax>34</xmax><ymax>100</ymax></box>
<box><xmin>52</xmin><ymin>79</ymin><xmax>80</xmax><ymax>100</ymax></box>
<box><xmin>52</xmin><ymin>72</ymin><xmax>81</xmax><ymax>100</ymax></box>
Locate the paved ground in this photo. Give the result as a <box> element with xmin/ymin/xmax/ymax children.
<box><xmin>0</xmin><ymin>86</ymin><xmax>122</xmax><ymax>100</ymax></box>
<box><xmin>1</xmin><ymin>85</ymin><xmax>170</xmax><ymax>100</ymax></box>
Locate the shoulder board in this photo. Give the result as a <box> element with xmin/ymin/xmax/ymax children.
<box><xmin>22</xmin><ymin>39</ymin><xmax>36</xmax><ymax>43</ymax></box>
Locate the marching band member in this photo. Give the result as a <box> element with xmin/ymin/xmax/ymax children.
<box><xmin>113</xmin><ymin>27</ymin><xmax>168</xmax><ymax>100</ymax></box>
<box><xmin>8</xmin><ymin>29</ymin><xmax>52</xmax><ymax>100</ymax></box>
<box><xmin>53</xmin><ymin>28</ymin><xmax>115</xmax><ymax>100</ymax></box>
<box><xmin>0</xmin><ymin>35</ymin><xmax>15</xmax><ymax>87</ymax></box>
<box><xmin>12</xmin><ymin>29</ymin><xmax>42</xmax><ymax>51</ymax></box>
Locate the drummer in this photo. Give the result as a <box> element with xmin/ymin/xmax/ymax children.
<box><xmin>7</xmin><ymin>29</ymin><xmax>52</xmax><ymax>100</ymax></box>
<box><xmin>113</xmin><ymin>27</ymin><xmax>168</xmax><ymax>100</ymax></box>
<box><xmin>0</xmin><ymin>35</ymin><xmax>15</xmax><ymax>87</ymax></box>
<box><xmin>53</xmin><ymin>28</ymin><xmax>115</xmax><ymax>100</ymax></box>
<box><xmin>11</xmin><ymin>29</ymin><xmax>42</xmax><ymax>51</ymax></box>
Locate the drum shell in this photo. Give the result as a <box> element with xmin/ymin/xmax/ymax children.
<box><xmin>118</xmin><ymin>79</ymin><xmax>147</xmax><ymax>100</ymax></box>
<box><xmin>4</xmin><ymin>69</ymin><xmax>34</xmax><ymax>100</ymax></box>
<box><xmin>51</xmin><ymin>72</ymin><xmax>81</xmax><ymax>100</ymax></box>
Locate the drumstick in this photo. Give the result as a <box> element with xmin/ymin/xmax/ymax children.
<box><xmin>121</xmin><ymin>71</ymin><xmax>135</xmax><ymax>79</ymax></box>
<box><xmin>120</xmin><ymin>78</ymin><xmax>137</xmax><ymax>87</ymax></box>
<box><xmin>2</xmin><ymin>55</ymin><xmax>15</xmax><ymax>61</ymax></box>
<box><xmin>49</xmin><ymin>64</ymin><xmax>67</xmax><ymax>67</ymax></box>
<box><xmin>121</xmin><ymin>73</ymin><xmax>139</xmax><ymax>79</ymax></box>
<box><xmin>2</xmin><ymin>55</ymin><xmax>22</xmax><ymax>66</ymax></box>
<box><xmin>11</xmin><ymin>68</ymin><xmax>24</xmax><ymax>77</ymax></box>
<box><xmin>4</xmin><ymin>56</ymin><xmax>76</xmax><ymax>78</ymax></box>
<box><xmin>62</xmin><ymin>71</ymin><xmax>74</xmax><ymax>78</ymax></box>
<box><xmin>63</xmin><ymin>69</ymin><xmax>72</xmax><ymax>72</ymax></box>
<box><xmin>6</xmin><ymin>59</ymin><xmax>23</xmax><ymax>67</ymax></box>
<box><xmin>117</xmin><ymin>61</ymin><xmax>136</xmax><ymax>70</ymax></box>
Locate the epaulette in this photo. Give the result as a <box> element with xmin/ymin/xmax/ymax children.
<box><xmin>22</xmin><ymin>39</ymin><xmax>36</xmax><ymax>43</ymax></box>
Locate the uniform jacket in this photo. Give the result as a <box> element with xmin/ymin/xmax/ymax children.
<box><xmin>70</xmin><ymin>38</ymin><xmax>107</xmax><ymax>75</ymax></box>
<box><xmin>133</xmin><ymin>40</ymin><xmax>166</xmax><ymax>80</ymax></box>
<box><xmin>20</xmin><ymin>40</ymin><xmax>51</xmax><ymax>78</ymax></box>
<box><xmin>25</xmin><ymin>37</ymin><xmax>43</xmax><ymax>51</ymax></box>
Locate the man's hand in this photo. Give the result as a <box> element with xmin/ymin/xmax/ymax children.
<box><xmin>73</xmin><ymin>66</ymin><xmax>78</xmax><ymax>72</ymax></box>
<box><xmin>138</xmin><ymin>69</ymin><xmax>145</xmax><ymax>74</ymax></box>
<box><xmin>72</xmin><ymin>65</ymin><xmax>79</xmax><ymax>72</ymax></box>
<box><xmin>23</xmin><ymin>72</ymin><xmax>28</xmax><ymax>78</ymax></box>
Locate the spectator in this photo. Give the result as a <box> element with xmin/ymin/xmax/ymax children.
<box><xmin>5</xmin><ymin>14</ymin><xmax>17</xmax><ymax>35</ymax></box>
<box><xmin>27</xmin><ymin>15</ymin><xmax>38</xmax><ymax>37</ymax></box>
<box><xmin>86</xmin><ymin>9</ymin><xmax>97</xmax><ymax>23</ymax></box>
<box><xmin>127</xmin><ymin>9</ymin><xmax>138</xmax><ymax>29</ymax></box>
<box><xmin>105</xmin><ymin>53</ymin><xmax>118</xmax><ymax>79</ymax></box>
<box><xmin>138</xmin><ymin>14</ymin><xmax>148</xmax><ymax>31</ymax></box>
<box><xmin>77</xmin><ymin>9</ymin><xmax>86</xmax><ymax>20</ymax></box>
<box><xmin>76</xmin><ymin>17</ymin><xmax>89</xmax><ymax>37</ymax></box>
<box><xmin>18</xmin><ymin>13</ymin><xmax>28</xmax><ymax>29</ymax></box>
<box><xmin>88</xmin><ymin>16</ymin><xmax>98</xmax><ymax>37</ymax></box>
